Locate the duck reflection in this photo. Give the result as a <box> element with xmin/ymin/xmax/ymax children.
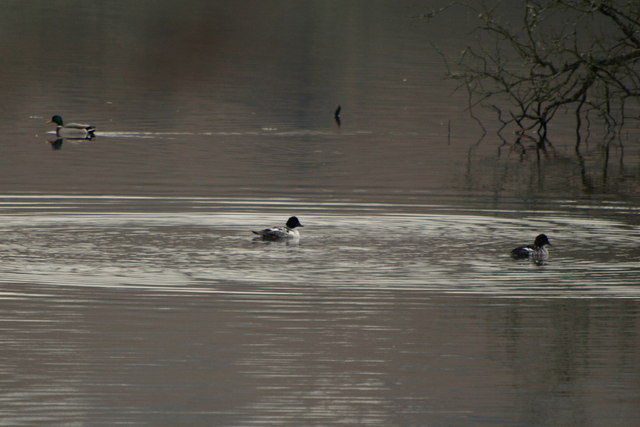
<box><xmin>47</xmin><ymin>135</ymin><xmax>95</xmax><ymax>150</ymax></box>
<box><xmin>252</xmin><ymin>238</ymin><xmax>300</xmax><ymax>247</ymax></box>
<box><xmin>48</xmin><ymin>138</ymin><xmax>64</xmax><ymax>150</ymax></box>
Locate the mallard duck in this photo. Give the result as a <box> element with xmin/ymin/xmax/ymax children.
<box><xmin>252</xmin><ymin>216</ymin><xmax>304</xmax><ymax>241</ymax></box>
<box><xmin>47</xmin><ymin>115</ymin><xmax>96</xmax><ymax>139</ymax></box>
<box><xmin>511</xmin><ymin>234</ymin><xmax>551</xmax><ymax>259</ymax></box>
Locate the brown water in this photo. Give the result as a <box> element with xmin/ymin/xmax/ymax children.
<box><xmin>1</xmin><ymin>1</ymin><xmax>639</xmax><ymax>425</ymax></box>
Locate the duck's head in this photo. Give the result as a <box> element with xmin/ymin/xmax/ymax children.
<box><xmin>286</xmin><ymin>216</ymin><xmax>303</xmax><ymax>229</ymax></box>
<box><xmin>47</xmin><ymin>115</ymin><xmax>64</xmax><ymax>126</ymax></box>
<box><xmin>534</xmin><ymin>234</ymin><xmax>551</xmax><ymax>247</ymax></box>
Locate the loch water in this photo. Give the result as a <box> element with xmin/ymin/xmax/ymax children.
<box><xmin>0</xmin><ymin>1</ymin><xmax>639</xmax><ymax>425</ymax></box>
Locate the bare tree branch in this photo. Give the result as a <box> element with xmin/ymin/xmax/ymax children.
<box><xmin>429</xmin><ymin>0</ymin><xmax>640</xmax><ymax>147</ymax></box>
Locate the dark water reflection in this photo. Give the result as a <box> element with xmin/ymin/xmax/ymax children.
<box><xmin>2</xmin><ymin>0</ymin><xmax>638</xmax><ymax>199</ymax></box>
<box><xmin>2</xmin><ymin>285</ymin><xmax>637</xmax><ymax>425</ymax></box>
<box><xmin>1</xmin><ymin>0</ymin><xmax>640</xmax><ymax>425</ymax></box>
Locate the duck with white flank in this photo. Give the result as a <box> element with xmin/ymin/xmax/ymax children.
<box><xmin>511</xmin><ymin>234</ymin><xmax>551</xmax><ymax>259</ymax></box>
<box><xmin>48</xmin><ymin>115</ymin><xmax>96</xmax><ymax>139</ymax></box>
<box><xmin>252</xmin><ymin>216</ymin><xmax>304</xmax><ymax>241</ymax></box>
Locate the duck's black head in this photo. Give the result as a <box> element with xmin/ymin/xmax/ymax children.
<box><xmin>48</xmin><ymin>115</ymin><xmax>64</xmax><ymax>126</ymax></box>
<box><xmin>534</xmin><ymin>234</ymin><xmax>551</xmax><ymax>247</ymax></box>
<box><xmin>286</xmin><ymin>216</ymin><xmax>303</xmax><ymax>229</ymax></box>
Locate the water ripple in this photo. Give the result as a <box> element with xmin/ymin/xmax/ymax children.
<box><xmin>1</xmin><ymin>195</ymin><xmax>638</xmax><ymax>300</ymax></box>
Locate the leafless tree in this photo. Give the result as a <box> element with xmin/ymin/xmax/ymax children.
<box><xmin>433</xmin><ymin>0</ymin><xmax>640</xmax><ymax>149</ymax></box>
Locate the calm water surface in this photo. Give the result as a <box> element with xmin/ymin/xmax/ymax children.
<box><xmin>1</xmin><ymin>1</ymin><xmax>639</xmax><ymax>425</ymax></box>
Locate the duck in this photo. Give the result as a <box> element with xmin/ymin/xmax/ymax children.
<box><xmin>511</xmin><ymin>234</ymin><xmax>551</xmax><ymax>258</ymax></box>
<box><xmin>47</xmin><ymin>115</ymin><xmax>96</xmax><ymax>139</ymax></box>
<box><xmin>252</xmin><ymin>216</ymin><xmax>304</xmax><ymax>241</ymax></box>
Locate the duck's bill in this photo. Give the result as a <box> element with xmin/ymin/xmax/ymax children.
<box><xmin>46</xmin><ymin>119</ymin><xmax>53</xmax><ymax>124</ymax></box>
